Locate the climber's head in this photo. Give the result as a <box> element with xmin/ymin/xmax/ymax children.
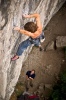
<box><xmin>31</xmin><ymin>69</ymin><xmax>35</xmax><ymax>74</ymax></box>
<box><xmin>24</xmin><ymin>22</ymin><xmax>37</xmax><ymax>33</ymax></box>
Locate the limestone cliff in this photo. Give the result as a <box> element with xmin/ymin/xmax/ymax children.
<box><xmin>0</xmin><ymin>0</ymin><xmax>66</xmax><ymax>100</ymax></box>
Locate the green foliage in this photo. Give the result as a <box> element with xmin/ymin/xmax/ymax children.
<box><xmin>60</xmin><ymin>71</ymin><xmax>66</xmax><ymax>83</ymax></box>
<box><xmin>15</xmin><ymin>89</ymin><xmax>22</xmax><ymax>96</ymax></box>
<box><xmin>14</xmin><ymin>82</ymin><xmax>25</xmax><ymax>96</ymax></box>
<box><xmin>49</xmin><ymin>71</ymin><xmax>66</xmax><ymax>100</ymax></box>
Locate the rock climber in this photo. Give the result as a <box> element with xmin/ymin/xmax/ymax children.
<box><xmin>25</xmin><ymin>69</ymin><xmax>36</xmax><ymax>91</ymax></box>
<box><xmin>11</xmin><ymin>13</ymin><xmax>45</xmax><ymax>61</ymax></box>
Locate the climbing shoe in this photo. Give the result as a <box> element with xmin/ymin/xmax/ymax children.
<box><xmin>11</xmin><ymin>55</ymin><xmax>19</xmax><ymax>61</ymax></box>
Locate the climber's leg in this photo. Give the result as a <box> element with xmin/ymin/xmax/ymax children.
<box><xmin>30</xmin><ymin>79</ymin><xmax>33</xmax><ymax>87</ymax></box>
<box><xmin>38</xmin><ymin>44</ymin><xmax>44</xmax><ymax>51</ymax></box>
<box><xmin>34</xmin><ymin>40</ymin><xmax>44</xmax><ymax>51</ymax></box>
<box><xmin>25</xmin><ymin>79</ymin><xmax>30</xmax><ymax>91</ymax></box>
<box><xmin>11</xmin><ymin>39</ymin><xmax>32</xmax><ymax>61</ymax></box>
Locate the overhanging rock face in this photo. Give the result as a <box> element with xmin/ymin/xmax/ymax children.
<box><xmin>0</xmin><ymin>0</ymin><xmax>66</xmax><ymax>100</ymax></box>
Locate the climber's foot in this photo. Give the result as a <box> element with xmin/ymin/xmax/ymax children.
<box><xmin>39</xmin><ymin>47</ymin><xmax>45</xmax><ymax>51</ymax></box>
<box><xmin>11</xmin><ymin>55</ymin><xmax>19</xmax><ymax>61</ymax></box>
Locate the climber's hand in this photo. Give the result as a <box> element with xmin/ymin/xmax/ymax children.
<box><xmin>13</xmin><ymin>27</ymin><xmax>20</xmax><ymax>31</ymax></box>
<box><xmin>22</xmin><ymin>14</ymin><xmax>30</xmax><ymax>18</ymax></box>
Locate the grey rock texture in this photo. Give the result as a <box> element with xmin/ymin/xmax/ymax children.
<box><xmin>0</xmin><ymin>0</ymin><xmax>66</xmax><ymax>100</ymax></box>
<box><xmin>56</xmin><ymin>36</ymin><xmax>66</xmax><ymax>48</ymax></box>
<box><xmin>46</xmin><ymin>41</ymin><xmax>55</xmax><ymax>51</ymax></box>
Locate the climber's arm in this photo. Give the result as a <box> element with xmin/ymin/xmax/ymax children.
<box><xmin>29</xmin><ymin>77</ymin><xmax>34</xmax><ymax>80</ymax></box>
<box><xmin>23</xmin><ymin>13</ymin><xmax>39</xmax><ymax>19</ymax></box>
<box><xmin>14</xmin><ymin>27</ymin><xmax>35</xmax><ymax>38</ymax></box>
<box><xmin>14</xmin><ymin>26</ymin><xmax>42</xmax><ymax>38</ymax></box>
